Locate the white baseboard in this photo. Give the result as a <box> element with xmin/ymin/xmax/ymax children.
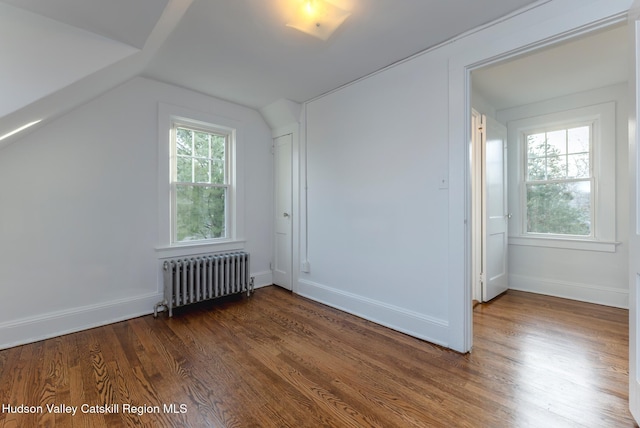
<box><xmin>0</xmin><ymin>292</ymin><xmax>164</xmax><ymax>350</ymax></box>
<box><xmin>297</xmin><ymin>279</ymin><xmax>450</xmax><ymax>348</ymax></box>
<box><xmin>251</xmin><ymin>270</ymin><xmax>273</xmax><ymax>289</ymax></box>
<box><xmin>1</xmin><ymin>270</ymin><xmax>274</xmax><ymax>350</ymax></box>
<box><xmin>508</xmin><ymin>273</ymin><xmax>628</xmax><ymax>309</ymax></box>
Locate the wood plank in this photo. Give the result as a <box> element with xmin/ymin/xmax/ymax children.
<box><xmin>0</xmin><ymin>287</ymin><xmax>634</xmax><ymax>427</ymax></box>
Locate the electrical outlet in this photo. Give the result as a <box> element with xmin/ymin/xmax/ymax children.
<box><xmin>301</xmin><ymin>260</ymin><xmax>310</xmax><ymax>273</ymax></box>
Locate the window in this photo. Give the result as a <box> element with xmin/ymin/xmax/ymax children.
<box><xmin>507</xmin><ymin>102</ymin><xmax>617</xmax><ymax>252</ymax></box>
<box><xmin>171</xmin><ymin>122</ymin><xmax>234</xmax><ymax>243</ymax></box>
<box><xmin>525</xmin><ymin>124</ymin><xmax>592</xmax><ymax>236</ymax></box>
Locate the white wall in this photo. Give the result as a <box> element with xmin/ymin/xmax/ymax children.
<box><xmin>299</xmin><ymin>0</ymin><xmax>633</xmax><ymax>350</ymax></box>
<box><xmin>301</xmin><ymin>50</ymin><xmax>452</xmax><ymax>345</ymax></box>
<box><xmin>0</xmin><ymin>77</ymin><xmax>273</xmax><ymax>349</ymax></box>
<box><xmin>498</xmin><ymin>83</ymin><xmax>629</xmax><ymax>307</ymax></box>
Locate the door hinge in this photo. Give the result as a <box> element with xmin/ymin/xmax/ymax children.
<box><xmin>271</xmin><ymin>145</ymin><xmax>275</xmax><ymax>155</ymax></box>
<box><xmin>269</xmin><ymin>261</ymin><xmax>273</xmax><ymax>271</ymax></box>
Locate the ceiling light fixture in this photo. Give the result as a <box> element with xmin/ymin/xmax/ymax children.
<box><xmin>286</xmin><ymin>0</ymin><xmax>351</xmax><ymax>41</ymax></box>
<box><xmin>0</xmin><ymin>120</ymin><xmax>42</xmax><ymax>142</ymax></box>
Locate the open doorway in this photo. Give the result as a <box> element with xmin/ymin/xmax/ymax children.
<box><xmin>469</xmin><ymin>22</ymin><xmax>629</xmax><ymax>309</ymax></box>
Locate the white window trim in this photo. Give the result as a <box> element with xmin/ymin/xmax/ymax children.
<box><xmin>156</xmin><ymin>103</ymin><xmax>245</xmax><ymax>255</ymax></box>
<box><xmin>171</xmin><ymin>120</ymin><xmax>233</xmax><ymax>244</ymax></box>
<box><xmin>508</xmin><ymin>102</ymin><xmax>618</xmax><ymax>252</ymax></box>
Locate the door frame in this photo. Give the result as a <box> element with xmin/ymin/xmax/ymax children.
<box><xmin>271</xmin><ymin>124</ymin><xmax>301</xmax><ymax>293</ymax></box>
<box><xmin>628</xmin><ymin>1</ymin><xmax>640</xmax><ymax>421</ymax></box>
<box><xmin>447</xmin><ymin>5</ymin><xmax>629</xmax><ymax>353</ymax></box>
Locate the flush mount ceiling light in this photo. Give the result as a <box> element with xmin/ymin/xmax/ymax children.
<box><xmin>286</xmin><ymin>0</ymin><xmax>351</xmax><ymax>41</ymax></box>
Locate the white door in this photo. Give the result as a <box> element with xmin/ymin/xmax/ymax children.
<box><xmin>482</xmin><ymin>115</ymin><xmax>509</xmax><ymax>302</ymax></box>
<box><xmin>274</xmin><ymin>134</ymin><xmax>293</xmax><ymax>290</ymax></box>
<box><xmin>628</xmin><ymin>3</ymin><xmax>640</xmax><ymax>423</ymax></box>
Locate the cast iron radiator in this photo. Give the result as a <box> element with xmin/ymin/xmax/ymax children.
<box><xmin>154</xmin><ymin>251</ymin><xmax>254</xmax><ymax>317</ymax></box>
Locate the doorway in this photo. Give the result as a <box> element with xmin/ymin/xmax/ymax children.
<box><xmin>469</xmin><ymin>22</ymin><xmax>628</xmax><ymax>309</ymax></box>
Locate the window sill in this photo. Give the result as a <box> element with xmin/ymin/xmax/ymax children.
<box><xmin>155</xmin><ymin>239</ymin><xmax>246</xmax><ymax>259</ymax></box>
<box><xmin>509</xmin><ymin>236</ymin><xmax>620</xmax><ymax>253</ymax></box>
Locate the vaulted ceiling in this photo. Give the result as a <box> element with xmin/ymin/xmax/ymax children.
<box><xmin>1</xmin><ymin>0</ymin><xmax>551</xmax><ymax>146</ymax></box>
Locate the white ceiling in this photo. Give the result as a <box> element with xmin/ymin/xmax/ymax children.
<box><xmin>472</xmin><ymin>23</ymin><xmax>628</xmax><ymax>111</ymax></box>
<box><xmin>1</xmin><ymin>0</ymin><xmax>169</xmax><ymax>49</ymax></box>
<box><xmin>0</xmin><ymin>0</ymin><xmax>554</xmax><ymax>146</ymax></box>
<box><xmin>144</xmin><ymin>0</ymin><xmax>543</xmax><ymax>109</ymax></box>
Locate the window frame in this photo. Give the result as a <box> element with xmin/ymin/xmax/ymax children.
<box><xmin>170</xmin><ymin>121</ymin><xmax>234</xmax><ymax>244</ymax></box>
<box><xmin>507</xmin><ymin>102</ymin><xmax>617</xmax><ymax>252</ymax></box>
<box><xmin>522</xmin><ymin>120</ymin><xmax>595</xmax><ymax>239</ymax></box>
<box><xmin>157</xmin><ymin>103</ymin><xmax>245</xmax><ymax>258</ymax></box>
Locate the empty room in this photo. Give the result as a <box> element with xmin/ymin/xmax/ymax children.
<box><xmin>1</xmin><ymin>0</ymin><xmax>640</xmax><ymax>426</ymax></box>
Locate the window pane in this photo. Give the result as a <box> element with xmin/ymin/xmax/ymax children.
<box><xmin>194</xmin><ymin>157</ymin><xmax>210</xmax><ymax>183</ymax></box>
<box><xmin>212</xmin><ymin>135</ymin><xmax>226</xmax><ymax>162</ymax></box>
<box><xmin>567</xmin><ymin>153</ymin><xmax>589</xmax><ymax>178</ymax></box>
<box><xmin>567</xmin><ymin>126</ymin><xmax>589</xmax><ymax>153</ymax></box>
<box><xmin>527</xmin><ymin>133</ymin><xmax>547</xmax><ymax>158</ymax></box>
<box><xmin>545</xmin><ymin>155</ymin><xmax>567</xmax><ymax>180</ymax></box>
<box><xmin>194</xmin><ymin>132</ymin><xmax>210</xmax><ymax>158</ymax></box>
<box><xmin>175</xmin><ymin>185</ymin><xmax>226</xmax><ymax>241</ymax></box>
<box><xmin>527</xmin><ymin>156</ymin><xmax>546</xmax><ymax>180</ymax></box>
<box><xmin>527</xmin><ymin>181</ymin><xmax>591</xmax><ymax>235</ymax></box>
<box><xmin>176</xmin><ymin>128</ymin><xmax>192</xmax><ymax>156</ymax></box>
<box><xmin>547</xmin><ymin>129</ymin><xmax>567</xmax><ymax>155</ymax></box>
<box><xmin>177</xmin><ymin>156</ymin><xmax>192</xmax><ymax>182</ymax></box>
<box><xmin>211</xmin><ymin>160</ymin><xmax>225</xmax><ymax>184</ymax></box>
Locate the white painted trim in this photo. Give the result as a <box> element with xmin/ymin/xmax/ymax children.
<box><xmin>509</xmin><ymin>273</ymin><xmax>629</xmax><ymax>308</ymax></box>
<box><xmin>508</xmin><ymin>102</ymin><xmax>617</xmax><ymax>244</ymax></box>
<box><xmin>298</xmin><ymin>279</ymin><xmax>450</xmax><ymax>348</ymax></box>
<box><xmin>0</xmin><ymin>292</ymin><xmax>162</xmax><ymax>350</ymax></box>
<box><xmin>509</xmin><ymin>236</ymin><xmax>620</xmax><ymax>252</ymax></box>
<box><xmin>157</xmin><ymin>102</ymin><xmax>246</xmax><ymax>249</ymax></box>
<box><xmin>252</xmin><ymin>270</ymin><xmax>274</xmax><ymax>289</ymax></box>
<box><xmin>155</xmin><ymin>240</ymin><xmax>246</xmax><ymax>259</ymax></box>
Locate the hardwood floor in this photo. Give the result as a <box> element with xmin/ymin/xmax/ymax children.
<box><xmin>0</xmin><ymin>286</ymin><xmax>635</xmax><ymax>427</ymax></box>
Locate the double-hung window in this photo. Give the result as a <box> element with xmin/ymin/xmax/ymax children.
<box><xmin>525</xmin><ymin>124</ymin><xmax>592</xmax><ymax>236</ymax></box>
<box><xmin>171</xmin><ymin>122</ymin><xmax>233</xmax><ymax>243</ymax></box>
<box><xmin>508</xmin><ymin>102</ymin><xmax>616</xmax><ymax>251</ymax></box>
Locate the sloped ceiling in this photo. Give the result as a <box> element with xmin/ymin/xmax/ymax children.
<box><xmin>0</xmin><ymin>2</ymin><xmax>139</xmax><ymax>118</ymax></box>
<box><xmin>1</xmin><ymin>0</ymin><xmax>169</xmax><ymax>49</ymax></box>
<box><xmin>1</xmin><ymin>0</ymin><xmax>546</xmax><ymax>147</ymax></box>
<box><xmin>145</xmin><ymin>0</ymin><xmax>543</xmax><ymax>109</ymax></box>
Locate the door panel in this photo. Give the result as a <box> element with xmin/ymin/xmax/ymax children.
<box><xmin>274</xmin><ymin>134</ymin><xmax>293</xmax><ymax>290</ymax></box>
<box><xmin>482</xmin><ymin>115</ymin><xmax>509</xmax><ymax>302</ymax></box>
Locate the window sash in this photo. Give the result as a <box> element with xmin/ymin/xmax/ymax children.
<box><xmin>525</xmin><ymin>178</ymin><xmax>593</xmax><ymax>237</ymax></box>
<box><xmin>173</xmin><ymin>125</ymin><xmax>229</xmax><ymax>185</ymax></box>
<box><xmin>170</xmin><ymin>121</ymin><xmax>232</xmax><ymax>244</ymax></box>
<box><xmin>171</xmin><ymin>183</ymin><xmax>229</xmax><ymax>243</ymax></box>
<box><xmin>523</xmin><ymin>123</ymin><xmax>594</xmax><ymax>238</ymax></box>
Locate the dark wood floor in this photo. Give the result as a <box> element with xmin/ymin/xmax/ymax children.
<box><xmin>0</xmin><ymin>286</ymin><xmax>635</xmax><ymax>427</ymax></box>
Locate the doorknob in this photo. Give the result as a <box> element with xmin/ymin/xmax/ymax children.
<box><xmin>505</xmin><ymin>213</ymin><xmax>512</xmax><ymax>219</ymax></box>
<box><xmin>283</xmin><ymin>212</ymin><xmax>290</xmax><ymax>218</ymax></box>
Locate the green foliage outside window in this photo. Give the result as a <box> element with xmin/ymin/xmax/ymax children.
<box><xmin>526</xmin><ymin>126</ymin><xmax>591</xmax><ymax>236</ymax></box>
<box><xmin>174</xmin><ymin>126</ymin><xmax>228</xmax><ymax>242</ymax></box>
